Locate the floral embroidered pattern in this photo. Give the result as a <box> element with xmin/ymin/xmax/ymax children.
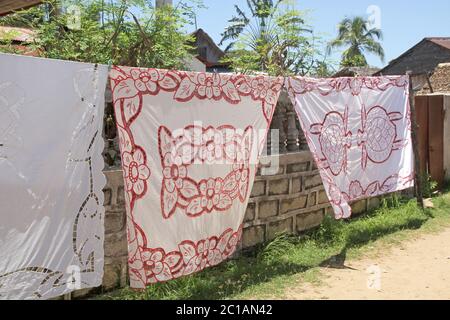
<box><xmin>286</xmin><ymin>75</ymin><xmax>414</xmax><ymax>219</ymax></box>
<box><xmin>158</xmin><ymin>125</ymin><xmax>252</xmax><ymax>219</ymax></box>
<box><xmin>287</xmin><ymin>75</ymin><xmax>409</xmax><ymax>97</ymax></box>
<box><xmin>122</xmin><ymin>148</ymin><xmax>151</xmax><ymax>196</ymax></box>
<box><xmin>110</xmin><ymin>66</ymin><xmax>281</xmax><ymax>288</ymax></box>
<box><xmin>131</xmin><ymin>226</ymin><xmax>242</xmax><ymax>284</ymax></box>
<box><xmin>310</xmin><ymin>107</ymin><xmax>351</xmax><ymax>176</ymax></box>
<box><xmin>358</xmin><ymin>105</ymin><xmax>405</xmax><ymax>169</ymax></box>
<box><xmin>110</xmin><ymin>66</ymin><xmax>283</xmax><ymax>124</ymax></box>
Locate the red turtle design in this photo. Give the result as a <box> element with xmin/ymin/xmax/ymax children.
<box><xmin>358</xmin><ymin>105</ymin><xmax>404</xmax><ymax>169</ymax></box>
<box><xmin>310</xmin><ymin>107</ymin><xmax>352</xmax><ymax>176</ymax></box>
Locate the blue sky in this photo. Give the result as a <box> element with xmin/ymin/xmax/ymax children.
<box><xmin>189</xmin><ymin>0</ymin><xmax>450</xmax><ymax>69</ymax></box>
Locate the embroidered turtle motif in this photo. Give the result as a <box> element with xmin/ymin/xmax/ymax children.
<box><xmin>358</xmin><ymin>105</ymin><xmax>404</xmax><ymax>169</ymax></box>
<box><xmin>310</xmin><ymin>106</ymin><xmax>352</xmax><ymax>176</ymax></box>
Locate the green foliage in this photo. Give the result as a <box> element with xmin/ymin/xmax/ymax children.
<box><xmin>422</xmin><ymin>174</ymin><xmax>438</xmax><ymax>198</ymax></box>
<box><xmin>220</xmin><ymin>0</ymin><xmax>334</xmax><ymax>76</ymax></box>
<box><xmin>0</xmin><ymin>0</ymin><xmax>201</xmax><ymax>69</ymax></box>
<box><xmin>328</xmin><ymin>16</ymin><xmax>385</xmax><ymax>67</ymax></box>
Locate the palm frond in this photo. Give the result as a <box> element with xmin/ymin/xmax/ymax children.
<box><xmin>234</xmin><ymin>5</ymin><xmax>249</xmax><ymax>24</ymax></box>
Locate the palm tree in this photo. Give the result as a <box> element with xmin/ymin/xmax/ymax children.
<box><xmin>328</xmin><ymin>16</ymin><xmax>385</xmax><ymax>67</ymax></box>
<box><xmin>219</xmin><ymin>0</ymin><xmax>311</xmax><ymax>74</ymax></box>
<box><xmin>220</xmin><ymin>0</ymin><xmax>282</xmax><ymax>52</ymax></box>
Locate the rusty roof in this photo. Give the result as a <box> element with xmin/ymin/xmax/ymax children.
<box><xmin>0</xmin><ymin>26</ymin><xmax>35</xmax><ymax>42</ymax></box>
<box><xmin>0</xmin><ymin>0</ymin><xmax>42</xmax><ymax>16</ymax></box>
<box><xmin>427</xmin><ymin>37</ymin><xmax>450</xmax><ymax>50</ymax></box>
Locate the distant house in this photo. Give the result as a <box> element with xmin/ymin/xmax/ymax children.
<box><xmin>191</xmin><ymin>28</ymin><xmax>230</xmax><ymax>73</ymax></box>
<box><xmin>419</xmin><ymin>63</ymin><xmax>450</xmax><ymax>94</ymax></box>
<box><xmin>376</xmin><ymin>37</ymin><xmax>450</xmax><ymax>76</ymax></box>
<box><xmin>0</xmin><ymin>0</ymin><xmax>42</xmax><ymax>16</ymax></box>
<box><xmin>332</xmin><ymin>66</ymin><xmax>380</xmax><ymax>78</ymax></box>
<box><xmin>374</xmin><ymin>37</ymin><xmax>450</xmax><ymax>91</ymax></box>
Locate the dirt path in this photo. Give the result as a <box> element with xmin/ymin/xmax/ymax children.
<box><xmin>287</xmin><ymin>228</ymin><xmax>450</xmax><ymax>300</ymax></box>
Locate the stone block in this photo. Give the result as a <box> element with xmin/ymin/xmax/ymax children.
<box><xmin>367</xmin><ymin>197</ymin><xmax>381</xmax><ymax>211</ymax></box>
<box><xmin>268</xmin><ymin>179</ymin><xmax>289</xmax><ymax>196</ymax></box>
<box><xmin>297</xmin><ymin>210</ymin><xmax>324</xmax><ymax>232</ymax></box>
<box><xmin>280</xmin><ymin>196</ymin><xmax>307</xmax><ymax>214</ymax></box>
<box><xmin>104</xmin><ymin>232</ymin><xmax>128</xmax><ymax>258</ymax></box>
<box><xmin>251</xmin><ymin>181</ymin><xmax>266</xmax><ymax>197</ymax></box>
<box><xmin>258</xmin><ymin>200</ymin><xmax>279</xmax><ymax>219</ymax></box>
<box><xmin>291</xmin><ymin>177</ymin><xmax>302</xmax><ymax>194</ymax></box>
<box><xmin>286</xmin><ymin>162</ymin><xmax>310</xmax><ymax>173</ymax></box>
<box><xmin>304</xmin><ymin>174</ymin><xmax>323</xmax><ymax>190</ymax></box>
<box><xmin>242</xmin><ymin>225</ymin><xmax>265</xmax><ymax>248</ymax></box>
<box><xmin>351</xmin><ymin>200</ymin><xmax>367</xmax><ymax>215</ymax></box>
<box><xmin>105</xmin><ymin>210</ymin><xmax>125</xmax><ymax>234</ymax></box>
<box><xmin>308</xmin><ymin>191</ymin><xmax>317</xmax><ymax>207</ymax></box>
<box><xmin>117</xmin><ymin>186</ymin><xmax>125</xmax><ymax>205</ymax></box>
<box><xmin>244</xmin><ymin>203</ymin><xmax>256</xmax><ymax>222</ymax></box>
<box><xmin>102</xmin><ymin>264</ymin><xmax>122</xmax><ymax>291</ymax></box>
<box><xmin>318</xmin><ymin>190</ymin><xmax>329</xmax><ymax>204</ymax></box>
<box><xmin>103</xmin><ymin>188</ymin><xmax>112</xmax><ymax>206</ymax></box>
<box><xmin>267</xmin><ymin>218</ymin><xmax>293</xmax><ymax>241</ymax></box>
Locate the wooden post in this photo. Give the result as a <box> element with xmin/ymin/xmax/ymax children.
<box><xmin>407</xmin><ymin>71</ymin><xmax>425</xmax><ymax>209</ymax></box>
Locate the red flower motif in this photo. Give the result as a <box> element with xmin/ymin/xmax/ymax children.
<box><xmin>195</xmin><ymin>238</ymin><xmax>222</xmax><ymax>269</ymax></box>
<box><xmin>199</xmin><ymin>178</ymin><xmax>222</xmax><ymax>212</ymax></box>
<box><xmin>250</xmin><ymin>77</ymin><xmax>271</xmax><ymax>100</ymax></box>
<box><xmin>131</xmin><ymin>68</ymin><xmax>159</xmax><ymax>93</ymax></box>
<box><xmin>163</xmin><ymin>153</ymin><xmax>188</xmax><ymax>193</ymax></box>
<box><xmin>122</xmin><ymin>148</ymin><xmax>150</xmax><ymax>196</ymax></box>
<box><xmin>142</xmin><ymin>249</ymin><xmax>166</xmax><ymax>278</ymax></box>
<box><xmin>175</xmin><ymin>72</ymin><xmax>240</xmax><ymax>103</ymax></box>
<box><xmin>196</xmin><ymin>73</ymin><xmax>222</xmax><ymax>99</ymax></box>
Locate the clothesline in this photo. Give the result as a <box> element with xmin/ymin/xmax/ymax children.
<box><xmin>0</xmin><ymin>52</ymin><xmax>417</xmax><ymax>299</ymax></box>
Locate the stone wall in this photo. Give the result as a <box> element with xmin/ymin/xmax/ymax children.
<box><xmin>98</xmin><ymin>151</ymin><xmax>375</xmax><ymax>293</ymax></box>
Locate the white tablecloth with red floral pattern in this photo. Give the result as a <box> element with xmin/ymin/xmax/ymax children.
<box><xmin>286</xmin><ymin>76</ymin><xmax>414</xmax><ymax>218</ymax></box>
<box><xmin>110</xmin><ymin>66</ymin><xmax>283</xmax><ymax>288</ymax></box>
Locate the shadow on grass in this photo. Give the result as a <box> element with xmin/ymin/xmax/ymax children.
<box><xmin>104</xmin><ymin>197</ymin><xmax>437</xmax><ymax>300</ymax></box>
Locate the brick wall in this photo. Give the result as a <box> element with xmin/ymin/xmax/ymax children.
<box><xmin>99</xmin><ymin>151</ymin><xmax>376</xmax><ymax>293</ymax></box>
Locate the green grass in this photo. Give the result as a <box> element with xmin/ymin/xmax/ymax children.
<box><xmin>98</xmin><ymin>192</ymin><xmax>450</xmax><ymax>300</ymax></box>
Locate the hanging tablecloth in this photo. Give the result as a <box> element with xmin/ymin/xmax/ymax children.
<box><xmin>0</xmin><ymin>54</ymin><xmax>107</xmax><ymax>299</ymax></box>
<box><xmin>286</xmin><ymin>76</ymin><xmax>414</xmax><ymax>218</ymax></box>
<box><xmin>110</xmin><ymin>66</ymin><xmax>283</xmax><ymax>288</ymax></box>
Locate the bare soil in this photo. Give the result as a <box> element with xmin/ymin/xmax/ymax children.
<box><xmin>286</xmin><ymin>228</ymin><xmax>450</xmax><ymax>300</ymax></box>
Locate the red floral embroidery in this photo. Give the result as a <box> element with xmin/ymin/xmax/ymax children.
<box><xmin>128</xmin><ymin>226</ymin><xmax>243</xmax><ymax>285</ymax></box>
<box><xmin>110</xmin><ymin>66</ymin><xmax>277</xmax><ymax>287</ymax></box>
<box><xmin>358</xmin><ymin>105</ymin><xmax>405</xmax><ymax>169</ymax></box>
<box><xmin>287</xmin><ymin>75</ymin><xmax>409</xmax><ymax>97</ymax></box>
<box><xmin>158</xmin><ymin>125</ymin><xmax>252</xmax><ymax>219</ymax></box>
<box><xmin>122</xmin><ymin>148</ymin><xmax>151</xmax><ymax>196</ymax></box>
<box><xmin>110</xmin><ymin>66</ymin><xmax>283</xmax><ymax>124</ymax></box>
<box><xmin>286</xmin><ymin>75</ymin><xmax>413</xmax><ymax>219</ymax></box>
<box><xmin>310</xmin><ymin>107</ymin><xmax>351</xmax><ymax>176</ymax></box>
